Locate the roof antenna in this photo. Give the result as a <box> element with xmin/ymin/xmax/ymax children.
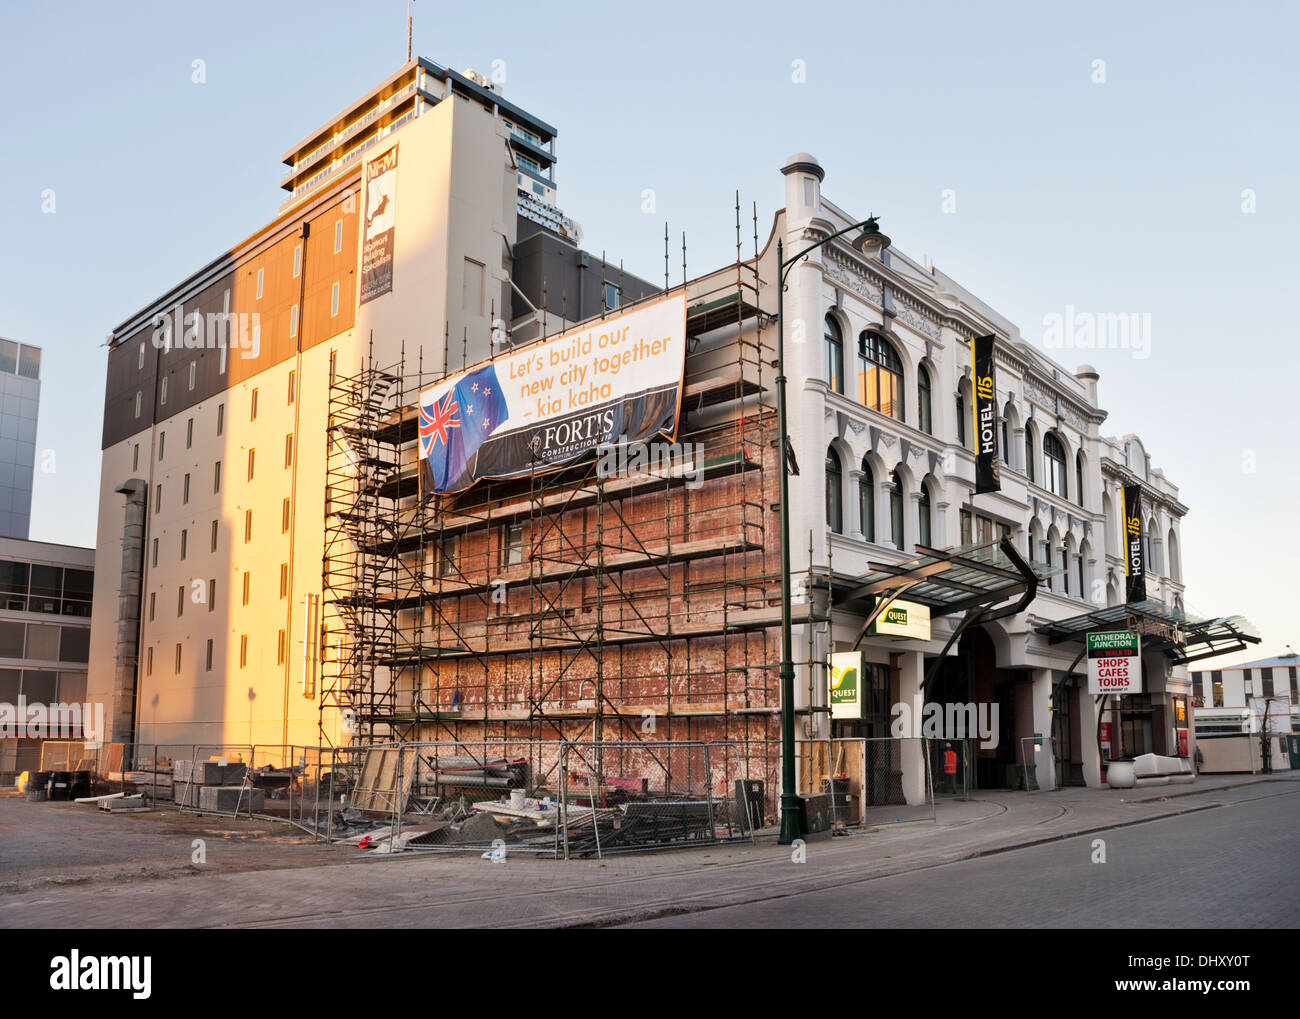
<box><xmin>406</xmin><ymin>0</ymin><xmax>414</xmax><ymax>62</ymax></box>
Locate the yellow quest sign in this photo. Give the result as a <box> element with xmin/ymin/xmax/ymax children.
<box><xmin>871</xmin><ymin>599</ymin><xmax>931</xmax><ymax>640</ymax></box>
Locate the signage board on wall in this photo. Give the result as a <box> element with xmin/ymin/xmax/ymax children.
<box><xmin>417</xmin><ymin>294</ymin><xmax>687</xmax><ymax>495</ymax></box>
<box><xmin>1121</xmin><ymin>484</ymin><xmax>1146</xmax><ymax>603</ymax></box>
<box><xmin>970</xmin><ymin>334</ymin><xmax>1001</xmax><ymax>494</ymax></box>
<box><xmin>1087</xmin><ymin>630</ymin><xmax>1142</xmax><ymax>694</ymax></box>
<box><xmin>359</xmin><ymin>145</ymin><xmax>399</xmax><ymax>305</ymax></box>
<box><xmin>870</xmin><ymin>598</ymin><xmax>932</xmax><ymax>640</ymax></box>
<box><xmin>829</xmin><ymin>651</ymin><xmax>865</xmax><ymax>720</ymax></box>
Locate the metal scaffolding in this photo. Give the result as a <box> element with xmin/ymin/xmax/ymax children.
<box><xmin>321</xmin><ymin>219</ymin><xmax>787</xmax><ymax>804</ymax></box>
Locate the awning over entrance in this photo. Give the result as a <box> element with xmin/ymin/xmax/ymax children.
<box><xmin>828</xmin><ymin>539</ymin><xmax>1060</xmax><ymax>620</ymax></box>
<box><xmin>1035</xmin><ymin>600</ymin><xmax>1260</xmax><ymax>664</ymax></box>
<box><xmin>817</xmin><ymin>539</ymin><xmax>1062</xmax><ymax>666</ymax></box>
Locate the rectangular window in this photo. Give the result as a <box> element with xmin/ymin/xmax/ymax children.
<box><xmin>180</xmin><ymin>529</ymin><xmax>187</xmax><ymax>560</ymax></box>
<box><xmin>188</xmin><ymin>360</ymin><xmax>196</xmax><ymax>391</ymax></box>
<box><xmin>279</xmin><ymin>563</ymin><xmax>288</xmax><ymax>599</ymax></box>
<box><xmin>439</xmin><ymin>535</ymin><xmax>459</xmax><ymax>577</ymax></box>
<box><xmin>146</xmin><ymin>646</ymin><xmax>153</xmax><ymax>676</ymax></box>
<box><xmin>256</xmin><ymin>267</ymin><xmax>264</xmax><ymax>299</ymax></box>
<box><xmin>132</xmin><ymin>443</ymin><xmax>139</xmax><ymax>471</ymax></box>
<box><xmin>288</xmin><ymin>370</ymin><xmax>296</xmax><ymax>403</ymax></box>
<box><xmin>155</xmin><ymin>484</ymin><xmax>162</xmax><ymax>513</ymax></box>
<box><xmin>160</xmin><ymin>376</ymin><xmax>168</xmax><ymax>405</ymax></box>
<box><xmin>210</xmin><ymin>520</ymin><xmax>218</xmax><ymax>552</ymax></box>
<box><xmin>293</xmin><ymin>244</ymin><xmax>302</xmax><ymax>278</ymax></box>
<box><xmin>158</xmin><ymin>432</ymin><xmax>165</xmax><ymax>461</ymax></box>
<box><xmin>1211</xmin><ymin>671</ymin><xmax>1223</xmax><ymax>708</ymax></box>
<box><xmin>242</xmin><ymin>571</ymin><xmax>250</xmax><ymax>606</ymax></box>
<box><xmin>277</xmin><ymin>629</ymin><xmax>286</xmax><ymax>666</ymax></box>
<box><xmin>960</xmin><ymin>510</ymin><xmax>973</xmax><ymax>546</ymax></box>
<box><xmin>603</xmin><ymin>281</ymin><xmax>620</xmax><ymax>310</ymax></box>
<box><xmin>134</xmin><ymin>392</ymin><xmax>142</xmax><ymax>418</ymax></box>
<box><xmin>151</xmin><ymin>537</ymin><xmax>158</xmax><ymax>568</ymax></box>
<box><xmin>217</xmin><ymin>402</ymin><xmax>224</xmax><ymax>435</ymax></box>
<box><xmin>500</xmin><ymin>523</ymin><xmax>524</xmax><ymax>568</ymax></box>
<box><xmin>174</xmin><ymin>643</ymin><xmax>181</xmax><ymax>673</ymax></box>
<box><xmin>244</xmin><ymin>509</ymin><xmax>252</xmax><ymax>543</ymax></box>
<box><xmin>247</xmin><ymin>448</ymin><xmax>255</xmax><ymax>481</ymax></box>
<box><xmin>330</xmin><ymin>282</ymin><xmax>340</xmax><ymax>317</ymax></box>
<box><xmin>1261</xmin><ymin>668</ymin><xmax>1275</xmax><ymax>697</ymax></box>
<box><xmin>177</xmin><ymin>585</ymin><xmax>184</xmax><ymax>617</ymax></box>
<box><xmin>282</xmin><ymin>497</ymin><xmax>290</xmax><ymax>533</ymax></box>
<box><xmin>289</xmin><ymin>305</ymin><xmax>298</xmax><ymax>338</ymax></box>
<box><xmin>239</xmin><ymin>635</ymin><xmax>247</xmax><ymax>669</ymax></box>
<box><xmin>205</xmin><ymin>639</ymin><xmax>214</xmax><ymax>672</ymax></box>
<box><xmin>329</xmin><ymin>350</ymin><xmax>337</xmax><ymax>384</ymax></box>
<box><xmin>334</xmin><ymin>219</ymin><xmax>343</xmax><ymax>253</ymax></box>
<box><xmin>284</xmin><ymin>434</ymin><xmax>293</xmax><ymax>468</ymax></box>
<box><xmin>183</xmin><ymin>473</ymin><xmax>190</xmax><ymax>504</ymax></box>
<box><xmin>149</xmin><ymin>591</ymin><xmax>155</xmax><ymax>622</ymax></box>
<box><xmin>138</xmin><ymin>343</ymin><xmax>145</xmax><ymax>370</ymax></box>
<box><xmin>207</xmin><ymin>579</ymin><xmax>215</xmax><ymax>612</ymax></box>
<box><xmin>214</xmin><ymin>460</ymin><xmax>221</xmax><ymax>493</ymax></box>
<box><xmin>186</xmin><ymin>418</ymin><xmax>193</xmax><ymax>449</ymax></box>
<box><xmin>250</xmin><ymin>388</ymin><xmax>258</xmax><ymax>420</ymax></box>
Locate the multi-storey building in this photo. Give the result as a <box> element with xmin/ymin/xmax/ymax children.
<box><xmin>768</xmin><ymin>153</ymin><xmax>1255</xmax><ymax>792</ymax></box>
<box><xmin>1192</xmin><ymin>653</ymin><xmax>1300</xmax><ymax>735</ymax></box>
<box><xmin>0</xmin><ymin>338</ymin><xmax>41</xmax><ymax>539</ymax></box>
<box><xmin>85</xmin><ymin>58</ymin><xmax>653</xmax><ymax>750</ymax></box>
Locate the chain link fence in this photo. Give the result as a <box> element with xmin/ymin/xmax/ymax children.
<box><xmin>19</xmin><ymin>737</ymin><xmax>761</xmax><ymax>858</ymax></box>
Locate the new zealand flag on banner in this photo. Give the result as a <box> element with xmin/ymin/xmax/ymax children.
<box><xmin>419</xmin><ymin>364</ymin><xmax>508</xmax><ymax>493</ymax></box>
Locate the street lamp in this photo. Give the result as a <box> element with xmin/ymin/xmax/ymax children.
<box><xmin>776</xmin><ymin>215</ymin><xmax>890</xmax><ymax>844</ymax></box>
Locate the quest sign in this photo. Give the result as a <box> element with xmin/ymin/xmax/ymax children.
<box><xmin>1087</xmin><ymin>630</ymin><xmax>1142</xmax><ymax>695</ymax></box>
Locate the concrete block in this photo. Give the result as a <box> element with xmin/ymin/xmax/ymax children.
<box><xmin>173</xmin><ymin>782</ymin><xmax>202</xmax><ymax>807</ymax></box>
<box><xmin>192</xmin><ymin>761</ymin><xmax>247</xmax><ymax>786</ymax></box>
<box><xmin>173</xmin><ymin>759</ymin><xmax>194</xmax><ymax>783</ymax></box>
<box><xmin>198</xmin><ymin>785</ymin><xmax>264</xmax><ymax>812</ymax></box>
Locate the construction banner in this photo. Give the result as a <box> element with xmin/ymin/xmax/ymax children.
<box><xmin>970</xmin><ymin>334</ymin><xmax>1001</xmax><ymax>494</ymax></box>
<box><xmin>1122</xmin><ymin>483</ymin><xmax>1146</xmax><ymax>603</ymax></box>
<box><xmin>418</xmin><ymin>293</ymin><xmax>687</xmax><ymax>495</ymax></box>
<box><xmin>359</xmin><ymin>145</ymin><xmax>397</xmax><ymax>305</ymax></box>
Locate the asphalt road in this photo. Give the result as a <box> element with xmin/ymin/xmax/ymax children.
<box><xmin>626</xmin><ymin>784</ymin><xmax>1300</xmax><ymax>927</ymax></box>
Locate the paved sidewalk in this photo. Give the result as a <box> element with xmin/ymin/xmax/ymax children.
<box><xmin>0</xmin><ymin>772</ymin><xmax>1295</xmax><ymax>928</ymax></box>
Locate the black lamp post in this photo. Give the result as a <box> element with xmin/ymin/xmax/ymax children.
<box><xmin>776</xmin><ymin>215</ymin><xmax>890</xmax><ymax>845</ymax></box>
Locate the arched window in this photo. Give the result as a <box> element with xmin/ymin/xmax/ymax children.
<box><xmin>826</xmin><ymin>447</ymin><xmax>843</xmax><ymax>533</ymax></box>
<box><xmin>918</xmin><ymin>484</ymin><xmax>932</xmax><ymax>547</ymax></box>
<box><xmin>955</xmin><ymin>390</ymin><xmax>966</xmax><ymax>445</ymax></box>
<box><xmin>1075</xmin><ymin>450</ymin><xmax>1086</xmax><ymax>508</ymax></box>
<box><xmin>859</xmin><ymin>460</ymin><xmax>875</xmax><ymax>542</ymax></box>
<box><xmin>1001</xmin><ymin>418</ymin><xmax>1010</xmax><ymax>464</ymax></box>
<box><xmin>1024</xmin><ymin>425</ymin><xmax>1036</xmax><ymax>484</ymax></box>
<box><xmin>1044</xmin><ymin>432</ymin><xmax>1067</xmax><ymax>497</ymax></box>
<box><xmin>824</xmin><ymin>315</ymin><xmax>843</xmax><ymax>394</ymax></box>
<box><xmin>858</xmin><ymin>331</ymin><xmax>903</xmax><ymax>420</ymax></box>
<box><xmin>889</xmin><ymin>469</ymin><xmax>904</xmax><ymax>550</ymax></box>
<box><xmin>917</xmin><ymin>366</ymin><xmax>932</xmax><ymax>434</ymax></box>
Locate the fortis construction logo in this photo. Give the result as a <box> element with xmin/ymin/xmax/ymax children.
<box><xmin>50</xmin><ymin>951</ymin><xmax>151</xmax><ymax>999</ymax></box>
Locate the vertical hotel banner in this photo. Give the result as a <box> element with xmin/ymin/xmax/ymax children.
<box><xmin>359</xmin><ymin>145</ymin><xmax>397</xmax><ymax>305</ymax></box>
<box><xmin>1122</xmin><ymin>483</ymin><xmax>1146</xmax><ymax>603</ymax></box>
<box><xmin>970</xmin><ymin>334</ymin><xmax>1001</xmax><ymax>494</ymax></box>
<box><xmin>418</xmin><ymin>294</ymin><xmax>687</xmax><ymax>495</ymax></box>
